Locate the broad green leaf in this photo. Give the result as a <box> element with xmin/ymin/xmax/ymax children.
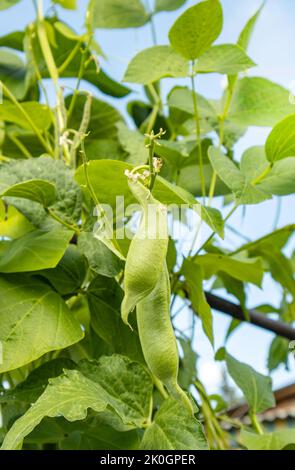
<box><xmin>0</xmin><ymin>275</ymin><xmax>84</xmax><ymax>373</ymax></box>
<box><xmin>39</xmin><ymin>245</ymin><xmax>87</xmax><ymax>296</ymax></box>
<box><xmin>91</xmin><ymin>0</ymin><xmax>149</xmax><ymax>29</ymax></box>
<box><xmin>228</xmin><ymin>77</ymin><xmax>294</xmax><ymax>126</ymax></box>
<box><xmin>182</xmin><ymin>259</ymin><xmax>214</xmax><ymax>345</ymax></box>
<box><xmin>0</xmin><ymin>229</ymin><xmax>73</xmax><ymax>273</ymax></box>
<box><xmin>52</xmin><ymin>0</ymin><xmax>77</xmax><ymax>9</ymax></box>
<box><xmin>59</xmin><ymin>416</ymin><xmax>140</xmax><ymax>450</ymax></box>
<box><xmin>140</xmin><ymin>399</ymin><xmax>208</xmax><ymax>450</ymax></box>
<box><xmin>225</xmin><ymin>352</ymin><xmax>275</xmax><ymax>414</ymax></box>
<box><xmin>258</xmin><ymin>158</ymin><xmax>295</xmax><ymax>196</ymax></box>
<box><xmin>75</xmin><ymin>160</ymin><xmax>224</xmax><ymax>236</ymax></box>
<box><xmin>1</xmin><ymin>370</ymin><xmax>107</xmax><ymax>450</ymax></box>
<box><xmin>0</xmin><ymin>0</ymin><xmax>21</xmax><ymax>10</ymax></box>
<box><xmin>78</xmin><ymin>231</ymin><xmax>123</xmax><ymax>278</ymax></box>
<box><xmin>208</xmin><ymin>146</ymin><xmax>271</xmax><ymax>204</ymax></box>
<box><xmin>123</xmin><ymin>46</ymin><xmax>189</xmax><ymax>84</ymax></box>
<box><xmin>240</xmin><ymin>146</ymin><xmax>268</xmax><ymax>182</ymax></box>
<box><xmin>195</xmin><ymin>44</ymin><xmax>255</xmax><ymax>74</ymax></box>
<box><xmin>194</xmin><ymin>253</ymin><xmax>264</xmax><ymax>286</ymax></box>
<box><xmin>1</xmin><ymin>355</ymin><xmax>153</xmax><ymax>450</ymax></box>
<box><xmin>77</xmin><ymin>356</ymin><xmax>153</xmax><ymax>428</ymax></box>
<box><xmin>0</xmin><ymin>358</ymin><xmax>76</xmax><ymax>404</ymax></box>
<box><xmin>1</xmin><ymin>179</ymin><xmax>57</xmax><ymax>207</ymax></box>
<box><xmin>0</xmin><ymin>201</ymin><xmax>34</xmax><ymax>239</ymax></box>
<box><xmin>265</xmin><ymin>114</ymin><xmax>295</xmax><ymax>163</ymax></box>
<box><xmin>0</xmin><ymin>101</ymin><xmax>52</xmax><ymax>131</ymax></box>
<box><xmin>169</xmin><ymin>0</ymin><xmax>223</xmax><ymax>60</ymax></box>
<box><xmin>168</xmin><ymin>86</ymin><xmax>217</xmax><ymax>119</ymax></box>
<box><xmin>0</xmin><ymin>50</ymin><xmax>28</xmax><ymax>100</ymax></box>
<box><xmin>240</xmin><ymin>429</ymin><xmax>295</xmax><ymax>450</ymax></box>
<box><xmin>116</xmin><ymin>122</ymin><xmax>148</xmax><ymax>165</ymax></box>
<box><xmin>0</xmin><ymin>156</ymin><xmax>82</xmax><ymax>229</ymax></box>
<box><xmin>155</xmin><ymin>0</ymin><xmax>187</xmax><ymax>12</ymax></box>
<box><xmin>87</xmin><ymin>275</ymin><xmax>143</xmax><ymax>362</ymax></box>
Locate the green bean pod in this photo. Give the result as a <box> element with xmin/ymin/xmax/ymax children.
<box><xmin>121</xmin><ymin>180</ymin><xmax>168</xmax><ymax>325</ymax></box>
<box><xmin>136</xmin><ymin>263</ymin><xmax>194</xmax><ymax>415</ymax></box>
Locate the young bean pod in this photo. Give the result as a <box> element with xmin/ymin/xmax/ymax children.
<box><xmin>121</xmin><ymin>180</ymin><xmax>168</xmax><ymax>325</ymax></box>
<box><xmin>136</xmin><ymin>263</ymin><xmax>194</xmax><ymax>415</ymax></box>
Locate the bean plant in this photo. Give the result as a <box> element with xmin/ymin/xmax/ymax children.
<box><xmin>0</xmin><ymin>0</ymin><xmax>294</xmax><ymax>451</ymax></box>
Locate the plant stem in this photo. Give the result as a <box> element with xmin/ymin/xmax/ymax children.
<box><xmin>1</xmin><ymin>82</ymin><xmax>52</xmax><ymax>154</ymax></box>
<box><xmin>252</xmin><ymin>164</ymin><xmax>272</xmax><ymax>185</ymax></box>
<box><xmin>250</xmin><ymin>412</ymin><xmax>264</xmax><ymax>435</ymax></box>
<box><xmin>190</xmin><ymin>67</ymin><xmax>206</xmax><ymax>202</ymax></box>
<box><xmin>208</xmin><ymin>80</ymin><xmax>235</xmax><ymax>203</ymax></box>
<box><xmin>58</xmin><ymin>41</ymin><xmax>81</xmax><ymax>75</ymax></box>
<box><xmin>45</xmin><ymin>207</ymin><xmax>80</xmax><ymax>234</ymax></box>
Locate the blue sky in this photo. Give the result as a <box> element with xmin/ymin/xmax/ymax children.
<box><xmin>2</xmin><ymin>0</ymin><xmax>295</xmax><ymax>394</ymax></box>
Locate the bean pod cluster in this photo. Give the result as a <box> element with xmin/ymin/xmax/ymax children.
<box><xmin>122</xmin><ymin>178</ymin><xmax>193</xmax><ymax>414</ymax></box>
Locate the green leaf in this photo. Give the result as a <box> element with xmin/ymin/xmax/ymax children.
<box><xmin>0</xmin><ymin>156</ymin><xmax>82</xmax><ymax>229</ymax></box>
<box><xmin>0</xmin><ymin>1</ymin><xmax>21</xmax><ymax>11</ymax></box>
<box><xmin>52</xmin><ymin>0</ymin><xmax>77</xmax><ymax>9</ymax></box>
<box><xmin>0</xmin><ymin>229</ymin><xmax>73</xmax><ymax>273</ymax></box>
<box><xmin>258</xmin><ymin>158</ymin><xmax>295</xmax><ymax>196</ymax></box>
<box><xmin>225</xmin><ymin>352</ymin><xmax>275</xmax><ymax>414</ymax></box>
<box><xmin>178</xmin><ymin>338</ymin><xmax>198</xmax><ymax>390</ymax></box>
<box><xmin>78</xmin><ymin>232</ymin><xmax>123</xmax><ymax>278</ymax></box>
<box><xmin>240</xmin><ymin>146</ymin><xmax>269</xmax><ymax>182</ymax></box>
<box><xmin>87</xmin><ymin>275</ymin><xmax>143</xmax><ymax>362</ymax></box>
<box><xmin>0</xmin><ymin>275</ymin><xmax>83</xmax><ymax>373</ymax></box>
<box><xmin>155</xmin><ymin>0</ymin><xmax>187</xmax><ymax>12</ymax></box>
<box><xmin>1</xmin><ymin>179</ymin><xmax>57</xmax><ymax>207</ymax></box>
<box><xmin>168</xmin><ymin>86</ymin><xmax>217</xmax><ymax>119</ymax></box>
<box><xmin>116</xmin><ymin>122</ymin><xmax>148</xmax><ymax>165</ymax></box>
<box><xmin>75</xmin><ymin>160</ymin><xmax>224</xmax><ymax>236</ymax></box>
<box><xmin>59</xmin><ymin>416</ymin><xmax>140</xmax><ymax>450</ymax></box>
<box><xmin>227</xmin><ymin>3</ymin><xmax>264</xmax><ymax>90</ymax></box>
<box><xmin>78</xmin><ymin>356</ymin><xmax>153</xmax><ymax>427</ymax></box>
<box><xmin>169</xmin><ymin>0</ymin><xmax>223</xmax><ymax>60</ymax></box>
<box><xmin>237</xmin><ymin>3</ymin><xmax>265</xmax><ymax>51</ymax></box>
<box><xmin>39</xmin><ymin>245</ymin><xmax>86</xmax><ymax>296</ymax></box>
<box><xmin>140</xmin><ymin>399</ymin><xmax>208</xmax><ymax>450</ymax></box>
<box><xmin>267</xmin><ymin>336</ymin><xmax>290</xmax><ymax>372</ymax></box>
<box><xmin>91</xmin><ymin>0</ymin><xmax>149</xmax><ymax>29</ymax></box>
<box><xmin>1</xmin><ymin>370</ymin><xmax>107</xmax><ymax>450</ymax></box>
<box><xmin>265</xmin><ymin>114</ymin><xmax>295</xmax><ymax>163</ymax></box>
<box><xmin>1</xmin><ymin>355</ymin><xmax>153</xmax><ymax>450</ymax></box>
<box><xmin>195</xmin><ymin>44</ymin><xmax>255</xmax><ymax>74</ymax></box>
<box><xmin>0</xmin><ymin>358</ymin><xmax>76</xmax><ymax>404</ymax></box>
<box><xmin>0</xmin><ymin>50</ymin><xmax>29</xmax><ymax>100</ymax></box>
<box><xmin>228</xmin><ymin>77</ymin><xmax>294</xmax><ymax>126</ymax></box>
<box><xmin>67</xmin><ymin>95</ymin><xmax>123</xmax><ymax>140</ymax></box>
<box><xmin>240</xmin><ymin>429</ymin><xmax>295</xmax><ymax>450</ymax></box>
<box><xmin>194</xmin><ymin>253</ymin><xmax>264</xmax><ymax>286</ymax></box>
<box><xmin>182</xmin><ymin>259</ymin><xmax>214</xmax><ymax>345</ymax></box>
<box><xmin>123</xmin><ymin>45</ymin><xmax>189</xmax><ymax>84</ymax></box>
<box><xmin>0</xmin><ymin>101</ymin><xmax>52</xmax><ymax>131</ymax></box>
<box><xmin>208</xmin><ymin>146</ymin><xmax>271</xmax><ymax>204</ymax></box>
